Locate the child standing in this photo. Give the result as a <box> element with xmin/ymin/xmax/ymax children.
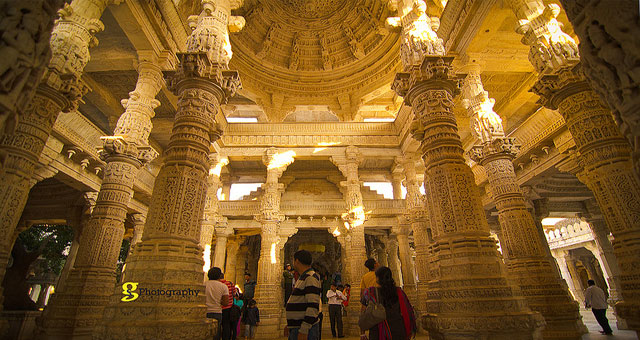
<box><xmin>242</xmin><ymin>299</ymin><xmax>259</xmax><ymax>339</ymax></box>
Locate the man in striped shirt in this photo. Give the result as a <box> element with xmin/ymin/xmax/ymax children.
<box><xmin>286</xmin><ymin>250</ymin><xmax>321</xmax><ymax>340</ymax></box>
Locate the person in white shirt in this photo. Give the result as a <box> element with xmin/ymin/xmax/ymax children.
<box><xmin>584</xmin><ymin>279</ymin><xmax>613</xmax><ymax>335</ymax></box>
<box><xmin>207</xmin><ymin>267</ymin><xmax>230</xmax><ymax>340</ymax></box>
<box><xmin>326</xmin><ymin>283</ymin><xmax>346</xmax><ymax>338</ymax></box>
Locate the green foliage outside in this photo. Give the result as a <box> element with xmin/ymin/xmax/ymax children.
<box><xmin>115</xmin><ymin>238</ymin><xmax>130</xmax><ymax>283</ymax></box>
<box><xmin>17</xmin><ymin>224</ymin><xmax>74</xmax><ymax>276</ymax></box>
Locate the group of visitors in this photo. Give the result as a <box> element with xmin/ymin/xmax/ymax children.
<box><xmin>283</xmin><ymin>251</ymin><xmax>417</xmax><ymax>340</ymax></box>
<box><xmin>210</xmin><ymin>252</ymin><xmax>615</xmax><ymax>340</ymax></box>
<box><xmin>206</xmin><ymin>267</ymin><xmax>260</xmax><ymax>340</ymax></box>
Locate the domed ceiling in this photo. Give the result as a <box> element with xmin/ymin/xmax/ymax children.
<box><xmin>229</xmin><ymin>0</ymin><xmax>401</xmax><ymax>122</ymax></box>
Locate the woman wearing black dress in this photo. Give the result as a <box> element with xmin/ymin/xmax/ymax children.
<box><xmin>359</xmin><ymin>266</ymin><xmax>417</xmax><ymax>340</ymax></box>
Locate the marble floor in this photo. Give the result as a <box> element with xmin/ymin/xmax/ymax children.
<box><xmin>275</xmin><ymin>309</ymin><xmax>638</xmax><ymax>340</ymax></box>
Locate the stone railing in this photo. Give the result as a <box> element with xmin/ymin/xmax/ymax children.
<box><xmin>545</xmin><ymin>218</ymin><xmax>594</xmax><ymax>250</ymax></box>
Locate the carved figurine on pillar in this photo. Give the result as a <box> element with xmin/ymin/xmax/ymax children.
<box><xmin>390</xmin><ymin>2</ymin><xmax>544</xmax><ymax>337</ymax></box>
<box><xmin>95</xmin><ymin>1</ymin><xmax>243</xmax><ymax>339</ymax></box>
<box><xmin>463</xmin><ymin>66</ymin><xmax>586</xmax><ymax>339</ymax></box>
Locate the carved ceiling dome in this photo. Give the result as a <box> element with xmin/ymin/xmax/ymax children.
<box><xmin>276</xmin><ymin>0</ymin><xmax>348</xmax><ymax>19</ymax></box>
<box><xmin>230</xmin><ymin>0</ymin><xmax>401</xmax><ymax>121</ymax></box>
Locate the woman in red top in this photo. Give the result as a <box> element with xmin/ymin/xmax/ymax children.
<box><xmin>341</xmin><ymin>284</ymin><xmax>351</xmax><ymax>315</ymax></box>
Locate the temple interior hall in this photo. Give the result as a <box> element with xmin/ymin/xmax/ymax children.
<box><xmin>0</xmin><ymin>0</ymin><xmax>639</xmax><ymax>339</ymax></box>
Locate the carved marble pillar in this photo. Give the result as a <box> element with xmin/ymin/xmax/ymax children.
<box><xmin>0</xmin><ymin>0</ymin><xmax>65</xmax><ymax>134</ymax></box>
<box><xmin>57</xmin><ymin>192</ymin><xmax>97</xmax><ymax>293</ymax></box>
<box><xmin>331</xmin><ymin>146</ymin><xmax>367</xmax><ymax>335</ymax></box>
<box><xmin>254</xmin><ymin>147</ymin><xmax>294</xmax><ymax>338</ymax></box>
<box><xmin>235</xmin><ymin>244</ymin><xmax>248</xmax><ymax>285</ymax></box>
<box><xmin>585</xmin><ymin>218</ymin><xmax>622</xmax><ymax>306</ymax></box>
<box><xmin>97</xmin><ymin>1</ymin><xmax>243</xmax><ymax>338</ymax></box>
<box><xmin>0</xmin><ymin>0</ymin><xmax>103</xmax><ymax>320</ymax></box>
<box><xmin>565</xmin><ymin>255</ymin><xmax>586</xmax><ymax>303</ymax></box>
<box><xmin>128</xmin><ymin>213</ymin><xmax>146</xmax><ymax>256</ymax></box>
<box><xmin>532</xmin><ymin>66</ymin><xmax>640</xmax><ymax>335</ymax></box>
<box><xmin>220</xmin><ymin>173</ymin><xmax>232</xmax><ymax>200</ymax></box>
<box><xmin>551</xmin><ymin>249</ymin><xmax>580</xmax><ymax>301</ymax></box>
<box><xmin>202</xmin><ymin>154</ymin><xmax>228</xmax><ymax>275</ymax></box>
<box><xmin>224</xmin><ymin>238</ymin><xmax>240</xmax><ymax>283</ymax></box>
<box><xmin>374</xmin><ymin>242</ymin><xmax>388</xmax><ymax>267</ymax></box>
<box><xmin>395</xmin><ymin>220</ymin><xmax>417</xmax><ymax>306</ymax></box>
<box><xmin>464</xmin><ymin>68</ymin><xmax>585</xmax><ymax>339</ymax></box>
<box><xmin>213</xmin><ymin>226</ymin><xmax>232</xmax><ymax>269</ymax></box>
<box><xmin>392</xmin><ymin>54</ymin><xmax>544</xmax><ymax>337</ymax></box>
<box><xmin>511</xmin><ymin>0</ymin><xmax>640</xmax><ymax>332</ymax></box>
<box><xmin>36</xmin><ymin>284</ymin><xmax>52</xmax><ymax>309</ymax></box>
<box><xmin>391</xmin><ymin>172</ymin><xmax>404</xmax><ymax>199</ymax></box>
<box><xmin>386</xmin><ymin>234</ymin><xmax>402</xmax><ymax>287</ymax></box>
<box><xmin>38</xmin><ymin>56</ymin><xmax>163</xmax><ymax>339</ymax></box>
<box><xmin>557</xmin><ymin>0</ymin><xmax>640</xmax><ymax>180</ymax></box>
<box><xmin>402</xmin><ymin>155</ymin><xmax>428</xmax><ymax>317</ymax></box>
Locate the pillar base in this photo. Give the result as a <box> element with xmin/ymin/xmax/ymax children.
<box><xmin>253</xmin><ymin>282</ymin><xmax>283</xmax><ymax>339</ymax></box>
<box><xmin>423</xmin><ymin>313</ymin><xmax>545</xmax><ymax>340</ymax></box>
<box><xmin>96</xmin><ymin>239</ymin><xmax>212</xmax><ymax>340</ymax></box>
<box><xmin>615</xmin><ymin>300</ymin><xmax>640</xmax><ymax>335</ymax></box>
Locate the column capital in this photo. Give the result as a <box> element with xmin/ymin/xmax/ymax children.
<box><xmin>386</xmin><ymin>0</ymin><xmax>445</xmax><ymax>70</ymax></box>
<box><xmin>99</xmin><ymin>136</ymin><xmax>158</xmax><ymax>165</ymax></box>
<box><xmin>531</xmin><ymin>64</ymin><xmax>590</xmax><ymax>110</ymax></box>
<box><xmin>508</xmin><ymin>1</ymin><xmax>580</xmax><ymax>74</ymax></box>
<box><xmin>468</xmin><ymin>137</ymin><xmax>520</xmax><ymax>164</ymax></box>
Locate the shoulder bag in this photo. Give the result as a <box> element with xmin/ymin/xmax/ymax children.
<box><xmin>358</xmin><ymin>287</ymin><xmax>386</xmax><ymax>331</ymax></box>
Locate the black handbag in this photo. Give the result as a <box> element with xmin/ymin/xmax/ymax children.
<box><xmin>358</xmin><ymin>287</ymin><xmax>386</xmax><ymax>330</ymax></box>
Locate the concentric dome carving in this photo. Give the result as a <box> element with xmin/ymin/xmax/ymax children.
<box><xmin>230</xmin><ymin>0</ymin><xmax>401</xmax><ymax>121</ymax></box>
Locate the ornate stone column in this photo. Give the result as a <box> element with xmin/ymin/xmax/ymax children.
<box><xmin>57</xmin><ymin>192</ymin><xmax>97</xmax><ymax>292</ymax></box>
<box><xmin>38</xmin><ymin>55</ymin><xmax>164</xmax><ymax>339</ymax></box>
<box><xmin>331</xmin><ymin>146</ymin><xmax>367</xmax><ymax>335</ymax></box>
<box><xmin>235</xmin><ymin>244</ymin><xmax>248</xmax><ymax>285</ymax></box>
<box><xmin>202</xmin><ymin>154</ymin><xmax>228</xmax><ymax>275</ymax></box>
<box><xmin>254</xmin><ymin>147</ymin><xmax>294</xmax><ymax>339</ymax></box>
<box><xmin>551</xmin><ymin>249</ymin><xmax>580</xmax><ymax>301</ymax></box>
<box><xmin>96</xmin><ymin>1</ymin><xmax>243</xmax><ymax>338</ymax></box>
<box><xmin>585</xmin><ymin>218</ymin><xmax>622</xmax><ymax>305</ymax></box>
<box><xmin>374</xmin><ymin>241</ymin><xmax>388</xmax><ymax>267</ymax></box>
<box><xmin>389</xmin><ymin>4</ymin><xmax>544</xmax><ymax>337</ymax></box>
<box><xmin>532</xmin><ymin>65</ymin><xmax>640</xmax><ymax>335</ymax></box>
<box><xmin>385</xmin><ymin>234</ymin><xmax>403</xmax><ymax>286</ymax></box>
<box><xmin>213</xmin><ymin>225</ymin><xmax>233</xmax><ymax>269</ymax></box>
<box><xmin>224</xmin><ymin>237</ymin><xmax>240</xmax><ymax>283</ymax></box>
<box><xmin>463</xmin><ymin>67</ymin><xmax>585</xmax><ymax>339</ymax></box>
<box><xmin>511</xmin><ymin>0</ymin><xmax>640</xmax><ymax>333</ymax></box>
<box><xmin>0</xmin><ymin>0</ymin><xmax>65</xmax><ymax>134</ymax></box>
<box><xmin>391</xmin><ymin>172</ymin><xmax>404</xmax><ymax>199</ymax></box>
<box><xmin>565</xmin><ymin>255</ymin><xmax>586</xmax><ymax>303</ymax></box>
<box><xmin>557</xmin><ymin>0</ymin><xmax>640</xmax><ymax>180</ymax></box>
<box><xmin>394</xmin><ymin>219</ymin><xmax>417</xmax><ymax>305</ymax></box>
<box><xmin>128</xmin><ymin>213</ymin><xmax>146</xmax><ymax>256</ymax></box>
<box><xmin>220</xmin><ymin>173</ymin><xmax>232</xmax><ymax>200</ymax></box>
<box><xmin>0</xmin><ymin>0</ymin><xmax>104</xmax><ymax>321</ymax></box>
<box><xmin>401</xmin><ymin>155</ymin><xmax>429</xmax><ymax>317</ymax></box>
